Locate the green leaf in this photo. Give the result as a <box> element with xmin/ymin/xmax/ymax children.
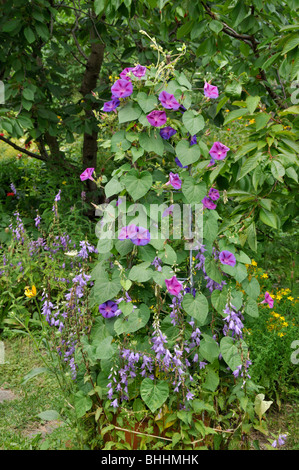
<box><xmin>104</xmin><ymin>177</ymin><xmax>123</xmax><ymax>198</ymax></box>
<box><xmin>139</xmin><ymin>130</ymin><xmax>164</xmax><ymax>156</ymax></box>
<box><xmin>202</xmin><ymin>365</ymin><xmax>219</xmax><ymax>392</ymax></box>
<box><xmin>254</xmin><ymin>394</ymin><xmax>273</xmax><ymax>422</ymax></box>
<box><xmin>225</xmin><ymin>81</ymin><xmax>242</xmax><ymax>98</ymax></box>
<box><xmin>129</xmin><ymin>261</ymin><xmax>152</xmax><ymax>282</ymax></box>
<box><xmin>37</xmin><ymin>410</ymin><xmax>61</xmax><ymax>422</ymax></box>
<box><xmin>136</xmin><ymin>92</ymin><xmax>158</xmax><ymax>114</ymax></box>
<box><xmin>182</xmin><ymin>293</ymin><xmax>209</xmax><ymax>325</ymax></box>
<box><xmin>220</xmin><ymin>337</ymin><xmax>243</xmax><ymax>371</ymax></box>
<box><xmin>182</xmin><ymin>110</ymin><xmax>204</xmax><ymax>135</ymax></box>
<box><xmin>74</xmin><ymin>391</ymin><xmax>93</xmax><ymax>418</ymax></box>
<box><xmin>204</xmin><ymin>258</ymin><xmax>222</xmax><ymax>284</ymax></box>
<box><xmin>259</xmin><ymin>208</ymin><xmax>278</xmax><ymax>229</ymax></box>
<box><xmin>2</xmin><ymin>19</ymin><xmax>21</xmax><ymax>32</ymax></box>
<box><xmin>279</xmin><ymin>105</ymin><xmax>299</xmax><ymax>116</ymax></box>
<box><xmin>199</xmin><ymin>334</ymin><xmax>220</xmax><ymax>363</ymax></box>
<box><xmin>91</xmin><ymin>273</ymin><xmax>122</xmax><ymax>305</ymax></box>
<box><xmin>22</xmin><ymin>88</ymin><xmax>35</xmax><ymax>101</ymax></box>
<box><xmin>22</xmin><ymin>367</ymin><xmax>48</xmax><ymax>385</ymax></box>
<box><xmin>122</xmin><ymin>169</ymin><xmax>152</xmax><ymax>201</ymax></box>
<box><xmin>245</xmin><ymin>298</ymin><xmax>259</xmax><ymax>318</ymax></box>
<box><xmin>118</xmin><ymin>102</ymin><xmax>142</xmax><ymax>124</ymax></box>
<box><xmin>246</xmin><ymin>95</ymin><xmax>260</xmax><ymax>114</ymax></box>
<box><xmin>255</xmin><ymin>113</ymin><xmax>270</xmax><ymax>131</ymax></box>
<box><xmin>282</xmin><ymin>34</ymin><xmax>299</xmax><ymax>55</ymax></box>
<box><xmin>140</xmin><ymin>378</ymin><xmax>169</xmax><ymax>413</ymax></box>
<box><xmin>223</xmin><ymin>108</ymin><xmax>249</xmax><ymax>125</ymax></box>
<box><xmin>24</xmin><ymin>26</ymin><xmax>35</xmax><ymax>44</ymax></box>
<box><xmin>203</xmin><ymin>211</ymin><xmax>218</xmax><ymax>244</ymax></box>
<box><xmin>182</xmin><ymin>177</ymin><xmax>206</xmax><ymax>203</ymax></box>
<box><xmin>271</xmin><ymin>160</ymin><xmax>285</xmax><ymax>180</ymax></box>
<box><xmin>237</xmin><ymin>155</ymin><xmax>261</xmax><ymax>180</ymax></box>
<box><xmin>94</xmin><ymin>0</ymin><xmax>107</xmax><ymax>16</ymax></box>
<box><xmin>209</xmin><ymin>20</ymin><xmax>223</xmax><ymax>34</ymax></box>
<box><xmin>242</xmin><ymin>277</ymin><xmax>260</xmax><ymax>300</ymax></box>
<box><xmin>114</xmin><ymin>304</ymin><xmax>150</xmax><ymax>335</ymax></box>
<box><xmin>111</xmin><ymin>130</ymin><xmax>131</xmax><ymax>153</ymax></box>
<box><xmin>175</xmin><ymin>139</ymin><xmax>201</xmax><ymax>166</ymax></box>
<box><xmin>95</xmin><ymin>336</ymin><xmax>118</xmax><ymax>360</ymax></box>
<box><xmin>211</xmin><ymin>288</ymin><xmax>228</xmax><ymax>315</ymax></box>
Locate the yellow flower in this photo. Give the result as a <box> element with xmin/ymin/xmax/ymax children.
<box><xmin>62</xmin><ymin>181</ymin><xmax>67</xmax><ymax>185</ymax></box>
<box><xmin>287</xmin><ymin>296</ymin><xmax>294</xmax><ymax>301</ymax></box>
<box><xmin>261</xmin><ymin>273</ymin><xmax>268</xmax><ymax>278</ymax></box>
<box><xmin>249</xmin><ymin>119</ymin><xmax>255</xmax><ymax>124</ymax></box>
<box><xmin>282</xmin><ymin>322</ymin><xmax>288</xmax><ymax>327</ymax></box>
<box><xmin>278</xmin><ymin>332</ymin><xmax>284</xmax><ymax>337</ymax></box>
<box><xmin>25</xmin><ymin>285</ymin><xmax>37</xmax><ymax>298</ymax></box>
<box><xmin>276</xmin><ymin>294</ymin><xmax>282</xmax><ymax>300</ymax></box>
<box><xmin>251</xmin><ymin>260</ymin><xmax>257</xmax><ymax>266</ymax></box>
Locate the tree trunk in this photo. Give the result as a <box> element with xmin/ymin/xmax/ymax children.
<box><xmin>80</xmin><ymin>29</ymin><xmax>105</xmax><ymax>217</ymax></box>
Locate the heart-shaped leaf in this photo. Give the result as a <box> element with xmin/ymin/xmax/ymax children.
<box><xmin>175</xmin><ymin>139</ymin><xmax>201</xmax><ymax>166</ymax></box>
<box><xmin>140</xmin><ymin>378</ymin><xmax>169</xmax><ymax>413</ymax></box>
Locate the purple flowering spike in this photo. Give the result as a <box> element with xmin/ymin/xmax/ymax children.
<box><xmin>159</xmin><ymin>126</ymin><xmax>177</xmax><ymax>140</ymax></box>
<box><xmin>158</xmin><ymin>90</ymin><xmax>180</xmax><ymax>110</ymax></box>
<box><xmin>103</xmin><ymin>98</ymin><xmax>120</xmax><ymax>112</ymax></box>
<box><xmin>209</xmin><ymin>141</ymin><xmax>230</xmax><ymax>161</ymax></box>
<box><xmin>202</xmin><ymin>196</ymin><xmax>217</xmax><ymax>210</ymax></box>
<box><xmin>80</xmin><ymin>167</ymin><xmax>95</xmax><ymax>182</ymax></box>
<box><xmin>219</xmin><ymin>250</ymin><xmax>236</xmax><ymax>267</ymax></box>
<box><xmin>204</xmin><ymin>82</ymin><xmax>219</xmax><ymax>99</ymax></box>
<box><xmin>146</xmin><ymin>110</ymin><xmax>167</xmax><ymax>127</ymax></box>
<box><xmin>111</xmin><ymin>78</ymin><xmax>133</xmax><ymax>98</ymax></box>
<box><xmin>208</xmin><ymin>188</ymin><xmax>220</xmax><ymax>201</ymax></box>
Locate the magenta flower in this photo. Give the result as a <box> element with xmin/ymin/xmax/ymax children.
<box><xmin>132</xmin><ymin>64</ymin><xmax>147</xmax><ymax>78</ymax></box>
<box><xmin>166</xmin><ymin>172</ymin><xmax>182</xmax><ymax>190</ymax></box>
<box><xmin>130</xmin><ymin>226</ymin><xmax>151</xmax><ymax>246</ymax></box>
<box><xmin>261</xmin><ymin>292</ymin><xmax>274</xmax><ymax>308</ymax></box>
<box><xmin>103</xmin><ymin>98</ymin><xmax>120</xmax><ymax>112</ymax></box>
<box><xmin>119</xmin><ymin>67</ymin><xmax>134</xmax><ymax>80</ymax></box>
<box><xmin>80</xmin><ymin>167</ymin><xmax>95</xmax><ymax>182</ymax></box>
<box><xmin>208</xmin><ymin>188</ymin><xmax>220</xmax><ymax>201</ymax></box>
<box><xmin>158</xmin><ymin>90</ymin><xmax>180</xmax><ymax>110</ymax></box>
<box><xmin>209</xmin><ymin>141</ymin><xmax>230</xmax><ymax>161</ymax></box>
<box><xmin>202</xmin><ymin>196</ymin><xmax>217</xmax><ymax>210</ymax></box>
<box><xmin>146</xmin><ymin>110</ymin><xmax>167</xmax><ymax>127</ymax></box>
<box><xmin>165</xmin><ymin>275</ymin><xmax>183</xmax><ymax>296</ymax></box>
<box><xmin>111</xmin><ymin>78</ymin><xmax>133</xmax><ymax>98</ymax></box>
<box><xmin>219</xmin><ymin>250</ymin><xmax>236</xmax><ymax>267</ymax></box>
<box><xmin>160</xmin><ymin>126</ymin><xmax>177</xmax><ymax>140</ymax></box>
<box><xmin>99</xmin><ymin>300</ymin><xmax>121</xmax><ymax>319</ymax></box>
<box><xmin>204</xmin><ymin>82</ymin><xmax>219</xmax><ymax>99</ymax></box>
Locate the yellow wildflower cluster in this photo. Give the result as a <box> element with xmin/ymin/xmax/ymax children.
<box><xmin>267</xmin><ymin>311</ymin><xmax>289</xmax><ymax>337</ymax></box>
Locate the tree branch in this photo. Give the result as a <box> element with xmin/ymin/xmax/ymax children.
<box><xmin>0</xmin><ymin>135</ymin><xmax>48</xmax><ymax>162</ymax></box>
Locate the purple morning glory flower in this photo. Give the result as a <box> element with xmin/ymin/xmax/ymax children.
<box><xmin>209</xmin><ymin>141</ymin><xmax>230</xmax><ymax>161</ymax></box>
<box><xmin>159</xmin><ymin>126</ymin><xmax>177</xmax><ymax>140</ymax></box>
<box><xmin>146</xmin><ymin>110</ymin><xmax>167</xmax><ymax>127</ymax></box>
<box><xmin>111</xmin><ymin>78</ymin><xmax>133</xmax><ymax>98</ymax></box>
<box><xmin>103</xmin><ymin>98</ymin><xmax>120</xmax><ymax>112</ymax></box>
<box><xmin>202</xmin><ymin>196</ymin><xmax>217</xmax><ymax>210</ymax></box>
<box><xmin>208</xmin><ymin>188</ymin><xmax>220</xmax><ymax>201</ymax></box>
<box><xmin>99</xmin><ymin>300</ymin><xmax>120</xmax><ymax>319</ymax></box>
<box><xmin>219</xmin><ymin>250</ymin><xmax>236</xmax><ymax>267</ymax></box>
<box><xmin>120</xmin><ymin>67</ymin><xmax>135</xmax><ymax>80</ymax></box>
<box><xmin>167</xmin><ymin>172</ymin><xmax>182</xmax><ymax>190</ymax></box>
<box><xmin>190</xmin><ymin>135</ymin><xmax>197</xmax><ymax>146</ymax></box>
<box><xmin>261</xmin><ymin>292</ymin><xmax>274</xmax><ymax>309</ymax></box>
<box><xmin>130</xmin><ymin>226</ymin><xmax>151</xmax><ymax>246</ymax></box>
<box><xmin>118</xmin><ymin>224</ymin><xmax>138</xmax><ymax>240</ymax></box>
<box><xmin>132</xmin><ymin>64</ymin><xmax>147</xmax><ymax>78</ymax></box>
<box><xmin>204</xmin><ymin>82</ymin><xmax>219</xmax><ymax>99</ymax></box>
<box><xmin>162</xmin><ymin>204</ymin><xmax>174</xmax><ymax>217</ymax></box>
<box><xmin>159</xmin><ymin>90</ymin><xmax>180</xmax><ymax>110</ymax></box>
<box><xmin>80</xmin><ymin>167</ymin><xmax>95</xmax><ymax>182</ymax></box>
<box><xmin>175</xmin><ymin>157</ymin><xmax>188</xmax><ymax>169</ymax></box>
